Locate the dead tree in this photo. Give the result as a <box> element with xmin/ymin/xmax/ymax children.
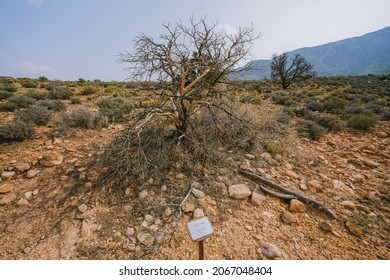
<box><xmin>271</xmin><ymin>52</ymin><xmax>315</xmax><ymax>89</ymax></box>
<box><xmin>118</xmin><ymin>17</ymin><xmax>259</xmax><ymax>141</ymax></box>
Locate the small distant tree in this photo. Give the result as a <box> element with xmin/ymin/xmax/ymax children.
<box><xmin>271</xmin><ymin>53</ymin><xmax>315</xmax><ymax>89</ymax></box>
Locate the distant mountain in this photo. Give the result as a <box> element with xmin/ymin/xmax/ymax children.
<box><xmin>233</xmin><ymin>26</ymin><xmax>390</xmax><ymax>80</ymax></box>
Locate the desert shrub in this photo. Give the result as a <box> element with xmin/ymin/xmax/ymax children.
<box><xmin>79</xmin><ymin>85</ymin><xmax>98</xmax><ymax>95</ymax></box>
<box><xmin>0</xmin><ymin>91</ymin><xmax>14</xmax><ymax>100</ymax></box>
<box><xmin>382</xmin><ymin>109</ymin><xmax>390</xmax><ymax>121</ymax></box>
<box><xmin>7</xmin><ymin>95</ymin><xmax>35</xmax><ymax>108</ymax></box>
<box><xmin>36</xmin><ymin>100</ymin><xmax>66</xmax><ymax>111</ymax></box>
<box><xmin>365</xmin><ymin>103</ymin><xmax>384</xmax><ymax>114</ymax></box>
<box><xmin>341</xmin><ymin>105</ymin><xmax>370</xmax><ymax>119</ymax></box>
<box><xmin>20</xmin><ymin>79</ymin><xmax>38</xmax><ymax>88</ymax></box>
<box><xmin>25</xmin><ymin>90</ymin><xmax>48</xmax><ymax>100</ymax></box>
<box><xmin>324</xmin><ymin>97</ymin><xmax>347</xmax><ymax>113</ymax></box>
<box><xmin>0</xmin><ymin>102</ymin><xmax>18</xmax><ymax>112</ymax></box>
<box><xmin>305</xmin><ymin>100</ymin><xmax>324</xmax><ymax>112</ymax></box>
<box><xmin>0</xmin><ymin>120</ymin><xmax>35</xmax><ymax>143</ymax></box>
<box><xmin>60</xmin><ymin>108</ymin><xmax>94</xmax><ymax>128</ymax></box>
<box><xmin>47</xmin><ymin>86</ymin><xmax>73</xmax><ymax>100</ymax></box>
<box><xmin>97</xmin><ymin>97</ymin><xmax>133</xmax><ymax>122</ymax></box>
<box><xmin>296</xmin><ymin>119</ymin><xmax>326</xmax><ymax>140</ymax></box>
<box><xmin>2</xmin><ymin>84</ymin><xmax>18</xmax><ymax>92</ymax></box>
<box><xmin>70</xmin><ymin>97</ymin><xmax>81</xmax><ymax>104</ymax></box>
<box><xmin>272</xmin><ymin>91</ymin><xmax>294</xmax><ymax>106</ymax></box>
<box><xmin>306</xmin><ymin>113</ymin><xmax>344</xmax><ymax>131</ymax></box>
<box><xmin>78</xmin><ymin>78</ymin><xmax>87</xmax><ymax>85</ymax></box>
<box><xmin>93</xmin><ymin>114</ymin><xmax>110</xmax><ymax>128</ymax></box>
<box><xmin>15</xmin><ymin>105</ymin><xmax>52</xmax><ymax>125</ymax></box>
<box><xmin>38</xmin><ymin>76</ymin><xmax>49</xmax><ymax>82</ymax></box>
<box><xmin>347</xmin><ymin>114</ymin><xmax>377</xmax><ymax>131</ymax></box>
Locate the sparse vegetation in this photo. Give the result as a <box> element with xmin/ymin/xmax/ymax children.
<box><xmin>97</xmin><ymin>97</ymin><xmax>133</xmax><ymax>122</ymax></box>
<box><xmin>0</xmin><ymin>120</ymin><xmax>35</xmax><ymax>143</ymax></box>
<box><xmin>80</xmin><ymin>84</ymin><xmax>98</xmax><ymax>95</ymax></box>
<box><xmin>347</xmin><ymin>114</ymin><xmax>377</xmax><ymax>131</ymax></box>
<box><xmin>15</xmin><ymin>105</ymin><xmax>53</xmax><ymax>126</ymax></box>
<box><xmin>296</xmin><ymin>119</ymin><xmax>326</xmax><ymax>140</ymax></box>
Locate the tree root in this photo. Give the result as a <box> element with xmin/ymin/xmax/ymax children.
<box><xmin>239</xmin><ymin>169</ymin><xmax>338</xmax><ymax>219</ymax></box>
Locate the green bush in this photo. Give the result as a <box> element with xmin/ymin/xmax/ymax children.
<box><xmin>97</xmin><ymin>97</ymin><xmax>133</xmax><ymax>122</ymax></box>
<box><xmin>0</xmin><ymin>91</ymin><xmax>14</xmax><ymax>100</ymax></box>
<box><xmin>60</xmin><ymin>108</ymin><xmax>94</xmax><ymax>128</ymax></box>
<box><xmin>296</xmin><ymin>119</ymin><xmax>326</xmax><ymax>140</ymax></box>
<box><xmin>305</xmin><ymin>113</ymin><xmax>344</xmax><ymax>131</ymax></box>
<box><xmin>382</xmin><ymin>109</ymin><xmax>390</xmax><ymax>121</ymax></box>
<box><xmin>93</xmin><ymin>114</ymin><xmax>110</xmax><ymax>128</ymax></box>
<box><xmin>305</xmin><ymin>100</ymin><xmax>324</xmax><ymax>112</ymax></box>
<box><xmin>48</xmin><ymin>86</ymin><xmax>73</xmax><ymax>100</ymax></box>
<box><xmin>2</xmin><ymin>84</ymin><xmax>18</xmax><ymax>92</ymax></box>
<box><xmin>38</xmin><ymin>76</ymin><xmax>49</xmax><ymax>82</ymax></box>
<box><xmin>15</xmin><ymin>105</ymin><xmax>52</xmax><ymax>126</ymax></box>
<box><xmin>25</xmin><ymin>90</ymin><xmax>48</xmax><ymax>100</ymax></box>
<box><xmin>20</xmin><ymin>79</ymin><xmax>38</xmax><ymax>88</ymax></box>
<box><xmin>347</xmin><ymin>114</ymin><xmax>377</xmax><ymax>131</ymax></box>
<box><xmin>0</xmin><ymin>120</ymin><xmax>35</xmax><ymax>143</ymax></box>
<box><xmin>36</xmin><ymin>99</ymin><xmax>66</xmax><ymax>111</ymax></box>
<box><xmin>0</xmin><ymin>102</ymin><xmax>18</xmax><ymax>112</ymax></box>
<box><xmin>70</xmin><ymin>97</ymin><xmax>81</xmax><ymax>104</ymax></box>
<box><xmin>7</xmin><ymin>95</ymin><xmax>35</xmax><ymax>108</ymax></box>
<box><xmin>80</xmin><ymin>85</ymin><xmax>98</xmax><ymax>95</ymax></box>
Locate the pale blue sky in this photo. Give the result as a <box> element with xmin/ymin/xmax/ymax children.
<box><xmin>1</xmin><ymin>0</ymin><xmax>389</xmax><ymax>81</ymax></box>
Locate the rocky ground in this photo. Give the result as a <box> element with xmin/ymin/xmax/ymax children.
<box><xmin>0</xmin><ymin>99</ymin><xmax>389</xmax><ymax>260</ymax></box>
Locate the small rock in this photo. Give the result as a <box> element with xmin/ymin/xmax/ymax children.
<box><xmin>137</xmin><ymin>232</ymin><xmax>154</xmax><ymax>247</ymax></box>
<box><xmin>340</xmin><ymin>200</ymin><xmax>355</xmax><ymax>210</ymax></box>
<box><xmin>319</xmin><ymin>221</ymin><xmax>332</xmax><ymax>232</ymax></box>
<box><xmin>26</xmin><ymin>169</ymin><xmax>40</xmax><ymax>178</ymax></box>
<box><xmin>377</xmin><ymin>132</ymin><xmax>388</xmax><ymax>138</ymax></box>
<box><xmin>365</xmin><ymin>191</ymin><xmax>380</xmax><ymax>201</ymax></box>
<box><xmin>229</xmin><ymin>184</ymin><xmax>251</xmax><ymax>200</ymax></box>
<box><xmin>299</xmin><ymin>183</ymin><xmax>308</xmax><ymax>191</ymax></box>
<box><xmin>53</xmin><ymin>138</ymin><xmax>62</xmax><ymax>144</ymax></box>
<box><xmin>284</xmin><ymin>161</ymin><xmax>293</xmax><ymax>170</ymax></box>
<box><xmin>192</xmin><ymin>188</ymin><xmax>205</xmax><ymax>199</ymax></box>
<box><xmin>285</xmin><ymin>170</ymin><xmax>299</xmax><ymax>179</ymax></box>
<box><xmin>307</xmin><ymin>180</ymin><xmax>323</xmax><ymax>192</ymax></box>
<box><xmin>78</xmin><ymin>204</ymin><xmax>88</xmax><ymax>213</ymax></box>
<box><xmin>176</xmin><ymin>173</ymin><xmax>186</xmax><ymax>180</ymax></box>
<box><xmin>260</xmin><ymin>152</ymin><xmax>271</xmax><ymax>160</ymax></box>
<box><xmin>341</xmin><ymin>209</ymin><xmax>354</xmax><ymax>217</ymax></box>
<box><xmin>280</xmin><ymin>210</ymin><xmax>297</xmax><ymax>224</ymax></box>
<box><xmin>163</xmin><ymin>207</ymin><xmax>173</xmax><ymax>217</ymax></box>
<box><xmin>245</xmin><ymin>225</ymin><xmax>253</xmax><ymax>231</ymax></box>
<box><xmin>245</xmin><ymin>153</ymin><xmax>255</xmax><ymax>160</ymax></box>
<box><xmin>83</xmin><ymin>182</ymin><xmax>93</xmax><ymax>188</ymax></box>
<box><xmin>289</xmin><ymin>199</ymin><xmax>306</xmax><ymax>213</ymax></box>
<box><xmin>345</xmin><ymin>221</ymin><xmax>362</xmax><ymax>237</ymax></box>
<box><xmin>144</xmin><ymin>214</ymin><xmax>154</xmax><ymax>224</ymax></box>
<box><xmin>32</xmin><ymin>189</ymin><xmax>39</xmax><ymax>196</ymax></box>
<box><xmin>191</xmin><ymin>181</ymin><xmax>203</xmax><ymax>189</ymax></box>
<box><xmin>0</xmin><ymin>183</ymin><xmax>13</xmax><ymax>194</ymax></box>
<box><xmin>333</xmin><ymin>180</ymin><xmax>347</xmax><ymax>191</ymax></box>
<box><xmin>193</xmin><ymin>208</ymin><xmax>205</xmax><ymax>219</ymax></box>
<box><xmin>350</xmin><ymin>174</ymin><xmax>364</xmax><ymax>183</ymax></box>
<box><xmin>40</xmin><ymin>152</ymin><xmax>64</xmax><ymax>167</ymax></box>
<box><xmin>251</xmin><ymin>192</ymin><xmax>266</xmax><ymax>206</ymax></box>
<box><xmin>368</xmin><ymin>212</ymin><xmax>377</xmax><ymax>220</ymax></box>
<box><xmin>15</xmin><ymin>163</ymin><xmax>31</xmax><ymax>172</ymax></box>
<box><xmin>17</xmin><ymin>198</ymin><xmax>29</xmax><ymax>206</ymax></box>
<box><xmin>361</xmin><ymin>159</ymin><xmax>379</xmax><ymax>168</ymax></box>
<box><xmin>0</xmin><ymin>193</ymin><xmax>17</xmax><ymax>205</ymax></box>
<box><xmin>161</xmin><ymin>185</ymin><xmax>167</xmax><ymax>192</ymax></box>
<box><xmin>126</xmin><ymin>227</ymin><xmax>135</xmax><ymax>237</ymax></box>
<box><xmin>259</xmin><ymin>241</ymin><xmax>282</xmax><ymax>259</ymax></box>
<box><xmin>262</xmin><ymin>211</ymin><xmax>273</xmax><ymax>219</ymax></box>
<box><xmin>1</xmin><ymin>171</ymin><xmax>15</xmax><ymax>181</ymax></box>
<box><xmin>138</xmin><ymin>190</ymin><xmax>148</xmax><ymax>199</ymax></box>
<box><xmin>182</xmin><ymin>202</ymin><xmax>195</xmax><ymax>213</ymax></box>
<box><xmin>24</xmin><ymin>191</ymin><xmax>33</xmax><ymax>200</ymax></box>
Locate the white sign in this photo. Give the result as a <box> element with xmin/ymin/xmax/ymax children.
<box><xmin>187</xmin><ymin>216</ymin><xmax>213</xmax><ymax>241</ymax></box>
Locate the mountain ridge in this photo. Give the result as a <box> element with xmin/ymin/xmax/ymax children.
<box><xmin>234</xmin><ymin>26</ymin><xmax>390</xmax><ymax>80</ymax></box>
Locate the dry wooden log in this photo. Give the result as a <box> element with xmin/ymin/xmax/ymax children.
<box><xmin>259</xmin><ymin>185</ymin><xmax>297</xmax><ymax>200</ymax></box>
<box><xmin>239</xmin><ymin>169</ymin><xmax>338</xmax><ymax>219</ymax></box>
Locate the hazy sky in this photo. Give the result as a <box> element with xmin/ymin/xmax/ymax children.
<box><xmin>1</xmin><ymin>0</ymin><xmax>389</xmax><ymax>81</ymax></box>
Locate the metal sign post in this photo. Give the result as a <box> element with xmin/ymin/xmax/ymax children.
<box><xmin>187</xmin><ymin>216</ymin><xmax>213</xmax><ymax>260</ymax></box>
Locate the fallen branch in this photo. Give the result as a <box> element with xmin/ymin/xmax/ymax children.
<box><xmin>259</xmin><ymin>185</ymin><xmax>297</xmax><ymax>200</ymax></box>
<box><xmin>239</xmin><ymin>169</ymin><xmax>338</xmax><ymax>219</ymax></box>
